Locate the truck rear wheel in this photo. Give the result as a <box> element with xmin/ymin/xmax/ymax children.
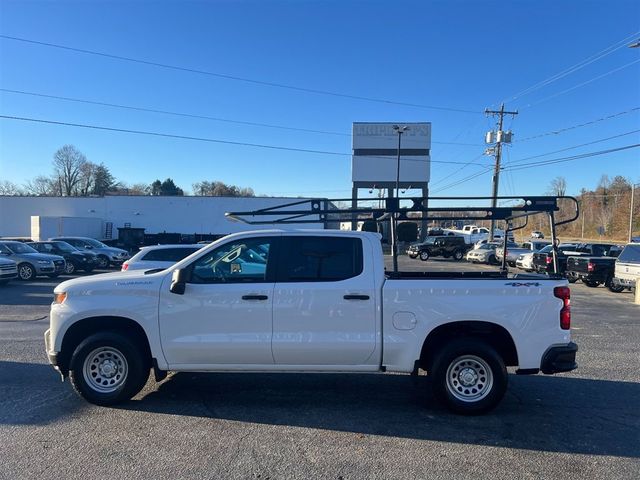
<box><xmin>69</xmin><ymin>332</ymin><xmax>149</xmax><ymax>406</ymax></box>
<box><xmin>607</xmin><ymin>281</ymin><xmax>624</xmax><ymax>293</ymax></box>
<box><xmin>584</xmin><ymin>280</ymin><xmax>600</xmax><ymax>288</ymax></box>
<box><xmin>453</xmin><ymin>250</ymin><xmax>464</xmax><ymax>261</ymax></box>
<box><xmin>430</xmin><ymin>339</ymin><xmax>507</xmax><ymax>415</ymax></box>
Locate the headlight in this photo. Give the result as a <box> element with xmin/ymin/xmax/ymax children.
<box><xmin>53</xmin><ymin>292</ymin><xmax>67</xmax><ymax>304</ymax></box>
<box><xmin>37</xmin><ymin>260</ymin><xmax>52</xmax><ymax>265</ymax></box>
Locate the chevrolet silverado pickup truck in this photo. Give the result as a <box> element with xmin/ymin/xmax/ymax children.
<box><xmin>565</xmin><ymin>246</ymin><xmax>622</xmax><ymax>289</ymax></box>
<box><xmin>46</xmin><ymin>230</ymin><xmax>577</xmax><ymax>415</ymax></box>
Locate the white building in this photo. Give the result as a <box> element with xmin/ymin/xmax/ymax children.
<box><xmin>0</xmin><ymin>195</ymin><xmax>326</xmax><ymax>240</ymax></box>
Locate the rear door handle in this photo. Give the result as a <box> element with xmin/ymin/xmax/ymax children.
<box><xmin>242</xmin><ymin>295</ymin><xmax>268</xmax><ymax>301</ymax></box>
<box><xmin>344</xmin><ymin>294</ymin><xmax>370</xmax><ymax>300</ymax></box>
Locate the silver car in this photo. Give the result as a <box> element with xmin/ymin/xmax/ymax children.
<box><xmin>50</xmin><ymin>237</ymin><xmax>130</xmax><ymax>269</ymax></box>
<box><xmin>0</xmin><ymin>241</ymin><xmax>66</xmax><ymax>280</ymax></box>
<box><xmin>0</xmin><ymin>257</ymin><xmax>18</xmax><ymax>285</ymax></box>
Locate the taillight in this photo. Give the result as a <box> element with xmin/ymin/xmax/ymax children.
<box><xmin>587</xmin><ymin>262</ymin><xmax>595</xmax><ymax>272</ymax></box>
<box><xmin>546</xmin><ymin>256</ymin><xmax>553</xmax><ymax>264</ymax></box>
<box><xmin>554</xmin><ymin>286</ymin><xmax>571</xmax><ymax>330</ymax></box>
<box><xmin>122</xmin><ymin>263</ymin><xmax>129</xmax><ymax>271</ymax></box>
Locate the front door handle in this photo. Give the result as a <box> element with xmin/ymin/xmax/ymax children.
<box><xmin>344</xmin><ymin>294</ymin><xmax>370</xmax><ymax>300</ymax></box>
<box><xmin>242</xmin><ymin>294</ymin><xmax>268</xmax><ymax>301</ymax></box>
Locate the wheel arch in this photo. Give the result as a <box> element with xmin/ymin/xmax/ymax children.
<box><xmin>419</xmin><ymin>321</ymin><xmax>518</xmax><ymax>371</ymax></box>
<box><xmin>58</xmin><ymin>316</ymin><xmax>152</xmax><ymax>375</ymax></box>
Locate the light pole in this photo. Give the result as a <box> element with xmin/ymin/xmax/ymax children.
<box><xmin>391</xmin><ymin>125</ymin><xmax>409</xmax><ymax>273</ymax></box>
<box><xmin>630</xmin><ymin>183</ymin><xmax>638</xmax><ymax>243</ymax></box>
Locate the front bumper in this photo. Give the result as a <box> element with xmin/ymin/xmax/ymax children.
<box><xmin>44</xmin><ymin>329</ymin><xmax>59</xmax><ymax>366</ymax></box>
<box><xmin>541</xmin><ymin>342</ymin><xmax>578</xmax><ymax>374</ymax></box>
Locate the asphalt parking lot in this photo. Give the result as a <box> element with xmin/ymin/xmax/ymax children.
<box><xmin>1</xmin><ymin>258</ymin><xmax>639</xmax><ymax>479</ymax></box>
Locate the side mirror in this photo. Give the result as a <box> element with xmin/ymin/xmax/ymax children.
<box><xmin>170</xmin><ymin>268</ymin><xmax>190</xmax><ymax>295</ymax></box>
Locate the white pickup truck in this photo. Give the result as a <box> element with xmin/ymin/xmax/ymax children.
<box><xmin>46</xmin><ymin>230</ymin><xmax>577</xmax><ymax>414</ymax></box>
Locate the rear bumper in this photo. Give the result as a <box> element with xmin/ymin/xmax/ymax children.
<box><xmin>541</xmin><ymin>342</ymin><xmax>578</xmax><ymax>374</ymax></box>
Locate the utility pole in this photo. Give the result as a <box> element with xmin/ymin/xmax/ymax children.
<box><xmin>485</xmin><ymin>103</ymin><xmax>518</xmax><ymax>241</ymax></box>
<box><xmin>630</xmin><ymin>183</ymin><xmax>638</xmax><ymax>243</ymax></box>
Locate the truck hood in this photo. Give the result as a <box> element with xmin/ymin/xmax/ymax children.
<box><xmin>54</xmin><ymin>269</ymin><xmax>168</xmax><ymax>293</ymax></box>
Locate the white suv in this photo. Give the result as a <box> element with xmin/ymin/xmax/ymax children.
<box><xmin>122</xmin><ymin>244</ymin><xmax>203</xmax><ymax>271</ymax></box>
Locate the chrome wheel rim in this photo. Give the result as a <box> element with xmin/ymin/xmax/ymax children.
<box><xmin>97</xmin><ymin>256</ymin><xmax>109</xmax><ymax>268</ymax></box>
<box><xmin>420</xmin><ymin>252</ymin><xmax>429</xmax><ymax>260</ymax></box>
<box><xmin>83</xmin><ymin>347</ymin><xmax>128</xmax><ymax>393</ymax></box>
<box><xmin>65</xmin><ymin>262</ymin><xmax>75</xmax><ymax>274</ymax></box>
<box><xmin>446</xmin><ymin>355</ymin><xmax>493</xmax><ymax>403</ymax></box>
<box><xmin>19</xmin><ymin>265</ymin><xmax>33</xmax><ymax>280</ymax></box>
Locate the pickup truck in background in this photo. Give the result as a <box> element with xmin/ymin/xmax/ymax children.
<box><xmin>609</xmin><ymin>243</ymin><xmax>640</xmax><ymax>292</ymax></box>
<box><xmin>532</xmin><ymin>243</ymin><xmax>579</xmax><ymax>274</ymax></box>
<box><xmin>46</xmin><ymin>230</ymin><xmax>577</xmax><ymax>415</ymax></box>
<box><xmin>565</xmin><ymin>245</ymin><xmax>622</xmax><ymax>288</ymax></box>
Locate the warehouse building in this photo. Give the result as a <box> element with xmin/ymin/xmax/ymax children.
<box><xmin>0</xmin><ymin>195</ymin><xmax>327</xmax><ymax>242</ymax></box>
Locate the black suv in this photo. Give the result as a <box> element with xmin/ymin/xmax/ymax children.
<box><xmin>407</xmin><ymin>236</ymin><xmax>470</xmax><ymax>261</ymax></box>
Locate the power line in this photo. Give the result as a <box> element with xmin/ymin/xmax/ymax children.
<box><xmin>502</xmin><ymin>144</ymin><xmax>640</xmax><ymax>172</ymax></box>
<box><xmin>0</xmin><ymin>34</ymin><xmax>481</xmax><ymax>114</ymax></box>
<box><xmin>429</xmin><ymin>153</ymin><xmax>486</xmax><ymax>187</ymax></box>
<box><xmin>0</xmin><ymin>88</ymin><xmax>485</xmax><ymax>147</ymax></box>
<box><xmin>504</xmin><ymin>129</ymin><xmax>640</xmax><ymax>166</ymax></box>
<box><xmin>0</xmin><ymin>114</ymin><xmax>483</xmax><ymax>165</ymax></box>
<box><xmin>521</xmin><ymin>58</ymin><xmax>640</xmax><ymax>109</ymax></box>
<box><xmin>431</xmin><ymin>168</ymin><xmax>493</xmax><ymax>194</ymax></box>
<box><xmin>516</xmin><ymin>107</ymin><xmax>640</xmax><ymax>142</ymax></box>
<box><xmin>501</xmin><ymin>30</ymin><xmax>640</xmax><ymax>105</ymax></box>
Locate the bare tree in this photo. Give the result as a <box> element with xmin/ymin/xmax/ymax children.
<box><xmin>75</xmin><ymin>161</ymin><xmax>97</xmax><ymax>196</ymax></box>
<box><xmin>546</xmin><ymin>176</ymin><xmax>567</xmax><ymax>196</ymax></box>
<box><xmin>53</xmin><ymin>145</ymin><xmax>88</xmax><ymax>196</ymax></box>
<box><xmin>23</xmin><ymin>175</ymin><xmax>58</xmax><ymax>196</ymax></box>
<box><xmin>0</xmin><ymin>180</ymin><xmax>22</xmax><ymax>195</ymax></box>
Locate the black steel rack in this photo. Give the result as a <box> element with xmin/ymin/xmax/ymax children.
<box><xmin>226</xmin><ymin>195</ymin><xmax>580</xmax><ymax>274</ymax></box>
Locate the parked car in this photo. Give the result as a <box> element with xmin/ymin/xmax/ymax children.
<box><xmin>122</xmin><ymin>244</ymin><xmax>204</xmax><ymax>271</ymax></box>
<box><xmin>46</xmin><ymin>230</ymin><xmax>577</xmax><ymax>414</ymax></box>
<box><xmin>496</xmin><ymin>240</ymin><xmax>550</xmax><ymax>267</ymax></box>
<box><xmin>0</xmin><ymin>257</ymin><xmax>18</xmax><ymax>285</ymax></box>
<box><xmin>465</xmin><ymin>243</ymin><xmax>499</xmax><ymax>264</ymax></box>
<box><xmin>28</xmin><ymin>241</ymin><xmax>98</xmax><ymax>275</ymax></box>
<box><xmin>49</xmin><ymin>237</ymin><xmax>129</xmax><ymax>269</ymax></box>
<box><xmin>531</xmin><ymin>231</ymin><xmax>545</xmax><ymax>239</ymax></box>
<box><xmin>609</xmin><ymin>243</ymin><xmax>640</xmax><ymax>292</ymax></box>
<box><xmin>407</xmin><ymin>235</ymin><xmax>471</xmax><ymax>261</ymax></box>
<box><xmin>566</xmin><ymin>256</ymin><xmax>618</xmax><ymax>288</ymax></box>
<box><xmin>0</xmin><ymin>240</ymin><xmax>66</xmax><ymax>280</ymax></box>
<box><xmin>516</xmin><ymin>252</ymin><xmax>535</xmax><ymax>272</ymax></box>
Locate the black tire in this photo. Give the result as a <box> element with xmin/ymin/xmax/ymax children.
<box><xmin>430</xmin><ymin>339</ymin><xmax>508</xmax><ymax>415</ymax></box>
<box><xmin>408</xmin><ymin>254</ymin><xmax>418</xmax><ymax>259</ymax></box>
<box><xmin>17</xmin><ymin>262</ymin><xmax>36</xmax><ymax>281</ymax></box>
<box><xmin>419</xmin><ymin>251</ymin><xmax>430</xmax><ymax>261</ymax></box>
<box><xmin>96</xmin><ymin>255</ymin><xmax>110</xmax><ymax>269</ymax></box>
<box><xmin>567</xmin><ymin>277</ymin><xmax>577</xmax><ymax>284</ymax></box>
<box><xmin>453</xmin><ymin>250</ymin><xmax>464</xmax><ymax>261</ymax></box>
<box><xmin>584</xmin><ymin>280</ymin><xmax>600</xmax><ymax>288</ymax></box>
<box><xmin>64</xmin><ymin>261</ymin><xmax>77</xmax><ymax>275</ymax></box>
<box><xmin>488</xmin><ymin>255</ymin><xmax>497</xmax><ymax>265</ymax></box>
<box><xmin>69</xmin><ymin>331</ymin><xmax>150</xmax><ymax>406</ymax></box>
<box><xmin>607</xmin><ymin>281</ymin><xmax>625</xmax><ymax>293</ymax></box>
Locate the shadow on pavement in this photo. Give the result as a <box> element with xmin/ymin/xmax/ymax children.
<box><xmin>3</xmin><ymin>360</ymin><xmax>638</xmax><ymax>458</ymax></box>
<box><xmin>123</xmin><ymin>371</ymin><xmax>639</xmax><ymax>458</ymax></box>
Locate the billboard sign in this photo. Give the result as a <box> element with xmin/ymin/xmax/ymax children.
<box><xmin>352</xmin><ymin>122</ymin><xmax>431</xmax><ymax>184</ymax></box>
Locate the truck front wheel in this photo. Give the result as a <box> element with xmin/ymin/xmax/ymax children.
<box><xmin>419</xmin><ymin>251</ymin><xmax>430</xmax><ymax>261</ymax></box>
<box><xmin>69</xmin><ymin>332</ymin><xmax>149</xmax><ymax>406</ymax></box>
<box><xmin>430</xmin><ymin>339</ymin><xmax>507</xmax><ymax>415</ymax></box>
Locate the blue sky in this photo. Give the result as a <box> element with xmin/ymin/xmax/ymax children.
<box><xmin>1</xmin><ymin>0</ymin><xmax>639</xmax><ymax>199</ymax></box>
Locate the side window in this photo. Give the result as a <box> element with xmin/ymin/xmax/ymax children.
<box><xmin>278</xmin><ymin>236</ymin><xmax>363</xmax><ymax>282</ymax></box>
<box><xmin>189</xmin><ymin>238</ymin><xmax>274</xmax><ymax>284</ymax></box>
<box><xmin>144</xmin><ymin>248</ymin><xmax>199</xmax><ymax>262</ymax></box>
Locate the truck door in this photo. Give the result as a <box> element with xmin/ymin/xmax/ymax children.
<box><xmin>158</xmin><ymin>236</ymin><xmax>279</xmax><ymax>366</ymax></box>
<box><xmin>271</xmin><ymin>236</ymin><xmax>377</xmax><ymax>365</ymax></box>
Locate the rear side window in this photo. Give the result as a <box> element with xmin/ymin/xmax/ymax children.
<box><xmin>142</xmin><ymin>247</ymin><xmax>199</xmax><ymax>262</ymax></box>
<box><xmin>618</xmin><ymin>245</ymin><xmax>640</xmax><ymax>263</ymax></box>
<box><xmin>278</xmin><ymin>236</ymin><xmax>363</xmax><ymax>282</ymax></box>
